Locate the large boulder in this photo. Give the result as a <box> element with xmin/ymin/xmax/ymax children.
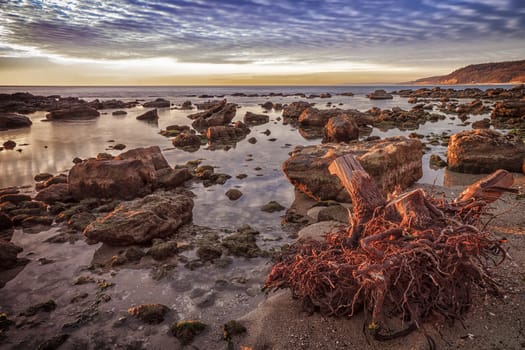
<box><xmin>46</xmin><ymin>106</ymin><xmax>100</xmax><ymax>120</ymax></box>
<box><xmin>0</xmin><ymin>113</ymin><xmax>32</xmax><ymax>130</ymax></box>
<box><xmin>83</xmin><ymin>194</ymin><xmax>193</xmax><ymax>245</ymax></box>
<box><xmin>282</xmin><ymin>137</ymin><xmax>423</xmax><ymax>202</ymax></box>
<box><xmin>69</xmin><ymin>146</ymin><xmax>186</xmax><ymax>200</ymax></box>
<box><xmin>447</xmin><ymin>129</ymin><xmax>525</xmax><ymax>173</ymax></box>
<box><xmin>323</xmin><ymin>114</ymin><xmax>359</xmax><ymax>143</ymax></box>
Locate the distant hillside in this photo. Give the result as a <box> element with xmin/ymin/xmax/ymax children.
<box><xmin>414</xmin><ymin>60</ymin><xmax>525</xmax><ymax>85</ymax></box>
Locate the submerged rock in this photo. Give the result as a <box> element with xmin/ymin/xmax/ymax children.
<box><xmin>282</xmin><ymin>136</ymin><xmax>423</xmax><ymax>202</ymax></box>
<box><xmin>83</xmin><ymin>194</ymin><xmax>193</xmax><ymax>245</ymax></box>
<box><xmin>244</xmin><ymin>111</ymin><xmax>269</xmax><ymax>125</ymax></box>
<box><xmin>170</xmin><ymin>320</ymin><xmax>206</xmax><ymax>345</ymax></box>
<box><xmin>447</xmin><ymin>129</ymin><xmax>525</xmax><ymax>173</ymax></box>
<box><xmin>221</xmin><ymin>225</ymin><xmax>261</xmax><ymax>257</ymax></box>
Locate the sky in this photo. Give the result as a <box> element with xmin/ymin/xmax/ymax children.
<box><xmin>0</xmin><ymin>0</ymin><xmax>524</xmax><ymax>85</ymax></box>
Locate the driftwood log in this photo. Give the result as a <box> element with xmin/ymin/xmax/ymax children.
<box><xmin>266</xmin><ymin>154</ymin><xmax>513</xmax><ymax>340</ymax></box>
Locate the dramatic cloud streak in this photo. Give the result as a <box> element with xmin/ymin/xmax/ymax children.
<box><xmin>0</xmin><ymin>0</ymin><xmax>524</xmax><ymax>84</ymax></box>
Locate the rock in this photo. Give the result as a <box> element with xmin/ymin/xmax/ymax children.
<box><xmin>282</xmin><ymin>101</ymin><xmax>312</xmax><ymax>120</ymax></box>
<box><xmin>367</xmin><ymin>89</ymin><xmax>393</xmax><ymax>100</ymax></box>
<box><xmin>317</xmin><ymin>205</ymin><xmax>349</xmax><ymax>223</ymax></box>
<box><xmin>97</xmin><ymin>152</ymin><xmax>113</xmax><ymax>161</ymax></box>
<box><xmin>297</xmin><ymin>107</ymin><xmax>338</xmax><ymax>127</ymax></box>
<box><xmin>170</xmin><ymin>320</ymin><xmax>206</xmax><ymax>345</ymax></box>
<box><xmin>33</xmin><ymin>183</ymin><xmax>70</xmax><ymax>204</ymax></box>
<box><xmin>491</xmin><ymin>100</ymin><xmax>525</xmax><ymax>120</ymax></box>
<box><xmin>447</xmin><ymin>129</ymin><xmax>525</xmax><ymax>173</ymax></box>
<box><xmin>180</xmin><ymin>100</ymin><xmax>193</xmax><ymax>109</ymax></box>
<box><xmin>282</xmin><ymin>137</ymin><xmax>423</xmax><ymax>202</ymax></box>
<box><xmin>472</xmin><ymin>119</ymin><xmax>491</xmax><ymax>129</ymax></box>
<box><xmin>67</xmin><ymin>212</ymin><xmax>96</xmax><ymax>231</ymax></box>
<box><xmin>206</xmin><ymin>122</ymin><xmax>250</xmax><ymax>143</ymax></box>
<box><xmin>34</xmin><ymin>173</ymin><xmax>53</xmax><ymax>182</ymax></box>
<box><xmin>196</xmin><ymin>245</ymin><xmax>222</xmax><ymax>261</ymax></box>
<box><xmin>0</xmin><ymin>193</ymin><xmax>31</xmax><ymax>204</ymax></box>
<box><xmin>190</xmin><ymin>100</ymin><xmax>237</xmax><ymax>131</ymax></box>
<box><xmin>172</xmin><ymin>132</ymin><xmax>202</xmax><ymax>151</ymax></box>
<box><xmin>88</xmin><ymin>99</ymin><xmax>136</xmax><ymax>110</ymax></box>
<box><xmin>194</xmin><ymin>100</ymin><xmax>223</xmax><ymax>110</ymax></box>
<box><xmin>297</xmin><ymin>221</ymin><xmax>347</xmax><ymax>241</ymax></box>
<box><xmin>128</xmin><ymin>304</ymin><xmax>170</xmax><ymax>324</ymax></box>
<box><xmin>2</xmin><ymin>140</ymin><xmax>16</xmax><ymax>149</ymax></box>
<box><xmin>143</xmin><ymin>98</ymin><xmax>170</xmax><ymax>108</ymax></box>
<box><xmin>72</xmin><ymin>157</ymin><xmax>82</xmax><ymax>164</ymax></box>
<box><xmin>0</xmin><ymin>212</ymin><xmax>13</xmax><ymax>230</ymax></box>
<box><xmin>261</xmin><ymin>101</ymin><xmax>274</xmax><ymax>110</ymax></box>
<box><xmin>46</xmin><ymin>106</ymin><xmax>100</xmax><ymax>120</ymax></box>
<box><xmin>244</xmin><ymin>112</ymin><xmax>269</xmax><ymax>125</ymax></box>
<box><xmin>83</xmin><ymin>194</ymin><xmax>193</xmax><ymax>245</ymax></box>
<box><xmin>225</xmin><ymin>189</ymin><xmax>243</xmax><ymax>200</ymax></box>
<box><xmin>136</xmin><ymin>109</ymin><xmax>158</xmax><ymax>121</ymax></box>
<box><xmin>112</xmin><ymin>143</ymin><xmax>126</xmax><ymax>150</ymax></box>
<box><xmin>147</xmin><ymin>240</ymin><xmax>179</xmax><ymax>260</ymax></box>
<box><xmin>222</xmin><ymin>225</ymin><xmax>261</xmax><ymax>257</ymax></box>
<box><xmin>157</xmin><ymin>167</ymin><xmax>192</xmax><ymax>188</ymax></box>
<box><xmin>0</xmin><ymin>240</ymin><xmax>23</xmax><ymax>270</ymax></box>
<box><xmin>0</xmin><ymin>113</ymin><xmax>32</xmax><ymax>130</ymax></box>
<box><xmin>323</xmin><ymin>114</ymin><xmax>359</xmax><ymax>143</ymax></box>
<box><xmin>248</xmin><ymin>137</ymin><xmax>257</xmax><ymax>144</ymax></box>
<box><xmin>112</xmin><ymin>110</ymin><xmax>127</xmax><ymax>116</ymax></box>
<box><xmin>124</xmin><ymin>247</ymin><xmax>145</xmax><ymax>261</ymax></box>
<box><xmin>21</xmin><ymin>215</ymin><xmax>54</xmax><ymax>228</ymax></box>
<box><xmin>429</xmin><ymin>154</ymin><xmax>448</xmax><ymax>169</ymax></box>
<box><xmin>261</xmin><ymin>201</ymin><xmax>285</xmax><ymax>213</ymax></box>
<box><xmin>69</xmin><ymin>146</ymin><xmax>171</xmax><ymax>200</ymax></box>
<box><xmin>160</xmin><ymin>124</ymin><xmax>191</xmax><ymax>137</ymax></box>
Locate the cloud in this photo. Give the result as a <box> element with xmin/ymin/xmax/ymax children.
<box><xmin>0</xmin><ymin>0</ymin><xmax>523</xmax><ymax>78</ymax></box>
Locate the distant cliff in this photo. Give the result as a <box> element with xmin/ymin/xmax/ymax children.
<box><xmin>414</xmin><ymin>60</ymin><xmax>525</xmax><ymax>85</ymax></box>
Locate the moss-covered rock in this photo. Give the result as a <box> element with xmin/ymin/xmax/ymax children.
<box><xmin>170</xmin><ymin>320</ymin><xmax>206</xmax><ymax>345</ymax></box>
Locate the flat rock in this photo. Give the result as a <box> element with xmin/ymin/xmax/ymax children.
<box><xmin>84</xmin><ymin>193</ymin><xmax>193</xmax><ymax>245</ymax></box>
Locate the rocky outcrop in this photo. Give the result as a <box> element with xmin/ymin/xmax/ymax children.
<box><xmin>282</xmin><ymin>137</ymin><xmax>423</xmax><ymax>202</ymax></box>
<box><xmin>414</xmin><ymin>60</ymin><xmax>525</xmax><ymax>85</ymax></box>
<box><xmin>143</xmin><ymin>98</ymin><xmax>170</xmax><ymax>108</ymax></box>
<box><xmin>45</xmin><ymin>106</ymin><xmax>100</xmax><ymax>120</ymax></box>
<box><xmin>68</xmin><ymin>146</ymin><xmax>186</xmax><ymax>200</ymax></box>
<box><xmin>243</xmin><ymin>112</ymin><xmax>269</xmax><ymax>125</ymax></box>
<box><xmin>88</xmin><ymin>99</ymin><xmax>136</xmax><ymax>110</ymax></box>
<box><xmin>83</xmin><ymin>194</ymin><xmax>193</xmax><ymax>245</ymax></box>
<box><xmin>282</xmin><ymin>101</ymin><xmax>312</xmax><ymax>120</ymax></box>
<box><xmin>190</xmin><ymin>100</ymin><xmax>237</xmax><ymax>131</ymax></box>
<box><xmin>0</xmin><ymin>113</ymin><xmax>32</xmax><ymax>130</ymax></box>
<box><xmin>323</xmin><ymin>114</ymin><xmax>359</xmax><ymax>143</ymax></box>
<box><xmin>447</xmin><ymin>129</ymin><xmax>525</xmax><ymax>173</ymax></box>
<box><xmin>367</xmin><ymin>90</ymin><xmax>393</xmax><ymax>100</ymax></box>
<box><xmin>136</xmin><ymin>109</ymin><xmax>158</xmax><ymax>121</ymax></box>
<box><xmin>298</xmin><ymin>107</ymin><xmax>336</xmax><ymax>127</ymax></box>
